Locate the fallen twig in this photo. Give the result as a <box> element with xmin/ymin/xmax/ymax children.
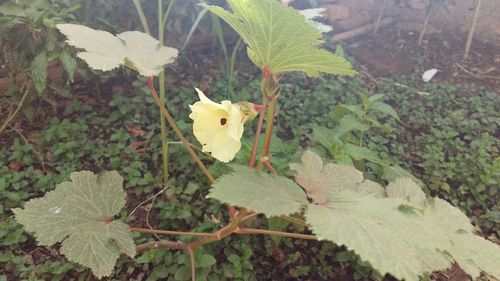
<box><xmin>455</xmin><ymin>63</ymin><xmax>500</xmax><ymax>80</ymax></box>
<box><xmin>331</xmin><ymin>18</ymin><xmax>393</xmax><ymax>43</ymax></box>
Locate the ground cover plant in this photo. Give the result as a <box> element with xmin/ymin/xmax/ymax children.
<box><xmin>1</xmin><ymin>0</ymin><xmax>500</xmax><ymax>280</ymax></box>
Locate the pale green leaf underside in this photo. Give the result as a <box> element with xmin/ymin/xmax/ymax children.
<box><xmin>210</xmin><ymin>151</ymin><xmax>500</xmax><ymax>280</ymax></box>
<box><xmin>209</xmin><ymin>165</ymin><xmax>307</xmax><ymax>217</ymax></box>
<box><xmin>386</xmin><ymin>178</ymin><xmax>426</xmax><ymax>205</ymax></box>
<box><xmin>56</xmin><ymin>24</ymin><xmax>178</xmax><ymax>76</ymax></box>
<box><xmin>13</xmin><ymin>171</ymin><xmax>135</xmax><ymax>278</ymax></box>
<box><xmin>307</xmin><ymin>191</ymin><xmax>453</xmax><ymax>281</ymax></box>
<box><xmin>290</xmin><ymin>150</ymin><xmax>364</xmax><ymax>204</ymax></box>
<box><xmin>422</xmin><ymin>199</ymin><xmax>500</xmax><ymax>279</ymax></box>
<box><xmin>202</xmin><ymin>0</ymin><xmax>355</xmax><ymax>77</ymax></box>
<box><xmin>290</xmin><ymin>150</ymin><xmax>385</xmax><ymax>204</ymax></box>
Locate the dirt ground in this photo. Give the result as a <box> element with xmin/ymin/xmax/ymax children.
<box><xmin>342</xmin><ymin>25</ymin><xmax>500</xmax><ymax>92</ymax></box>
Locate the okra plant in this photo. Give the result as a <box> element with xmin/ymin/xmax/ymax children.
<box><xmin>12</xmin><ymin>1</ymin><xmax>500</xmax><ymax>280</ymax></box>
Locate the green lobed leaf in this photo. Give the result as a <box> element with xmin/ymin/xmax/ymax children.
<box><xmin>306</xmin><ymin>191</ymin><xmax>453</xmax><ymax>281</ymax></box>
<box><xmin>422</xmin><ymin>198</ymin><xmax>500</xmax><ymax>279</ymax></box>
<box><xmin>208</xmin><ymin>165</ymin><xmax>307</xmax><ymax>217</ymax></box>
<box><xmin>382</xmin><ymin>165</ymin><xmax>425</xmax><ymax>187</ymax></box>
<box><xmin>297</xmin><ymin>151</ymin><xmax>500</xmax><ymax>280</ymax></box>
<box><xmin>386</xmin><ymin>178</ymin><xmax>426</xmax><ymax>205</ymax></box>
<box><xmin>56</xmin><ymin>24</ymin><xmax>178</xmax><ymax>76</ymax></box>
<box><xmin>357</xmin><ymin>180</ymin><xmax>387</xmax><ymax>198</ymax></box>
<box><xmin>289</xmin><ymin>150</ymin><xmax>363</xmax><ymax>204</ymax></box>
<box><xmin>13</xmin><ymin>171</ymin><xmax>135</xmax><ymax>278</ymax></box>
<box><xmin>202</xmin><ymin>0</ymin><xmax>355</xmax><ymax>77</ymax></box>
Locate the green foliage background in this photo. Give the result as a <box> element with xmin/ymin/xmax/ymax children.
<box><xmin>0</xmin><ymin>0</ymin><xmax>498</xmax><ymax>280</ymax></box>
<box><xmin>1</xmin><ymin>71</ymin><xmax>498</xmax><ymax>279</ymax></box>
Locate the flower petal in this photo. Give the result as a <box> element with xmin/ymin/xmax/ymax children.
<box><xmin>190</xmin><ymin>103</ymin><xmax>228</xmax><ymax>152</ymax></box>
<box><xmin>226</xmin><ymin>105</ymin><xmax>245</xmax><ymax>140</ymax></box>
<box><xmin>195</xmin><ymin>88</ymin><xmax>222</xmax><ymax>107</ymax></box>
<box><xmin>189</xmin><ymin>88</ymin><xmax>249</xmax><ymax>162</ymax></box>
<box><xmin>210</xmin><ymin>130</ymin><xmax>242</xmax><ymax>162</ymax></box>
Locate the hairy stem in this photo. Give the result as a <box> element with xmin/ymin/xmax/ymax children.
<box><xmin>248</xmin><ymin>111</ymin><xmax>265</xmax><ymax>167</ymax></box>
<box><xmin>130</xmin><ymin>227</ymin><xmax>215</xmax><ymax>237</ymax></box>
<box><xmin>146</xmin><ymin>77</ymin><xmax>215</xmax><ymax>184</ymax></box>
<box><xmin>158</xmin><ymin>0</ymin><xmax>169</xmax><ymax>184</ymax></box>
<box><xmin>136</xmin><ymin>239</ymin><xmax>186</xmax><ymax>254</ymax></box>
<box><xmin>263</xmin><ymin>159</ymin><xmax>277</xmax><ymax>175</ymax></box>
<box><xmin>187</xmin><ymin>209</ymin><xmax>249</xmax><ymax>249</ymax></box>
<box><xmin>257</xmin><ymin>99</ymin><xmax>276</xmax><ymax>170</ymax></box>
<box><xmin>280</xmin><ymin>215</ymin><xmax>308</xmax><ymax>227</ymax></box>
<box><xmin>235</xmin><ymin>227</ymin><xmax>317</xmax><ymax>240</ymax></box>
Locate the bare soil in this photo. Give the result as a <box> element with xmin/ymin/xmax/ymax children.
<box><xmin>343</xmin><ymin>26</ymin><xmax>500</xmax><ymax>92</ymax></box>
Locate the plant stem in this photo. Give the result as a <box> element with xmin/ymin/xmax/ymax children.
<box><xmin>263</xmin><ymin>159</ymin><xmax>277</xmax><ymax>175</ymax></box>
<box><xmin>130</xmin><ymin>227</ymin><xmax>215</xmax><ymax>237</ymax></box>
<box><xmin>464</xmin><ymin>0</ymin><xmax>481</xmax><ymax>59</ymax></box>
<box><xmin>248</xmin><ymin>111</ymin><xmax>265</xmax><ymax>167</ymax></box>
<box><xmin>0</xmin><ymin>89</ymin><xmax>30</xmax><ymax>134</ymax></box>
<box><xmin>146</xmin><ymin>77</ymin><xmax>216</xmax><ymax>184</ymax></box>
<box><xmin>227</xmin><ymin>38</ymin><xmax>243</xmax><ymax>98</ymax></box>
<box><xmin>235</xmin><ymin>227</ymin><xmax>317</xmax><ymax>240</ymax></box>
<box><xmin>132</xmin><ymin>0</ymin><xmax>151</xmax><ymax>35</ymax></box>
<box><xmin>136</xmin><ymin>239</ymin><xmax>186</xmax><ymax>254</ymax></box>
<box><xmin>257</xmin><ymin>99</ymin><xmax>276</xmax><ymax>170</ymax></box>
<box><xmin>162</xmin><ymin>0</ymin><xmax>177</xmax><ymax>26</ymax></box>
<box><xmin>187</xmin><ymin>209</ymin><xmax>249</xmax><ymax>249</ymax></box>
<box><xmin>188</xmin><ymin>248</ymin><xmax>196</xmax><ymax>281</ymax></box>
<box><xmin>157</xmin><ymin>0</ymin><xmax>170</xmax><ymax>184</ymax></box>
<box><xmin>280</xmin><ymin>215</ymin><xmax>308</xmax><ymax>227</ymax></box>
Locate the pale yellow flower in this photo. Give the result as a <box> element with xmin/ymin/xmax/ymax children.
<box><xmin>189</xmin><ymin>88</ymin><xmax>256</xmax><ymax>163</ymax></box>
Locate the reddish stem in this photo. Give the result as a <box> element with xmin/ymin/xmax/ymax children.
<box><xmin>263</xmin><ymin>159</ymin><xmax>277</xmax><ymax>175</ymax></box>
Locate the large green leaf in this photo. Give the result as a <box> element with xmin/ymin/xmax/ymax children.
<box><xmin>289</xmin><ymin>151</ymin><xmax>385</xmax><ymax>204</ymax></box>
<box><xmin>422</xmin><ymin>199</ymin><xmax>500</xmax><ymax>279</ymax></box>
<box><xmin>290</xmin><ymin>150</ymin><xmax>362</xmax><ymax>204</ymax></box>
<box><xmin>13</xmin><ymin>171</ymin><xmax>135</xmax><ymax>278</ymax></box>
<box><xmin>56</xmin><ymin>24</ymin><xmax>178</xmax><ymax>76</ymax></box>
<box><xmin>208</xmin><ymin>165</ymin><xmax>307</xmax><ymax>217</ymax></box>
<box><xmin>306</xmin><ymin>191</ymin><xmax>453</xmax><ymax>281</ymax></box>
<box><xmin>210</xmin><ymin>151</ymin><xmax>500</xmax><ymax>280</ymax></box>
<box><xmin>202</xmin><ymin>0</ymin><xmax>355</xmax><ymax>77</ymax></box>
<box><xmin>386</xmin><ymin>178</ymin><xmax>425</xmax><ymax>205</ymax></box>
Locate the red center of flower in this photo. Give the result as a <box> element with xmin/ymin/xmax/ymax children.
<box><xmin>220</xmin><ymin>118</ymin><xmax>227</xmax><ymax>125</ymax></box>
